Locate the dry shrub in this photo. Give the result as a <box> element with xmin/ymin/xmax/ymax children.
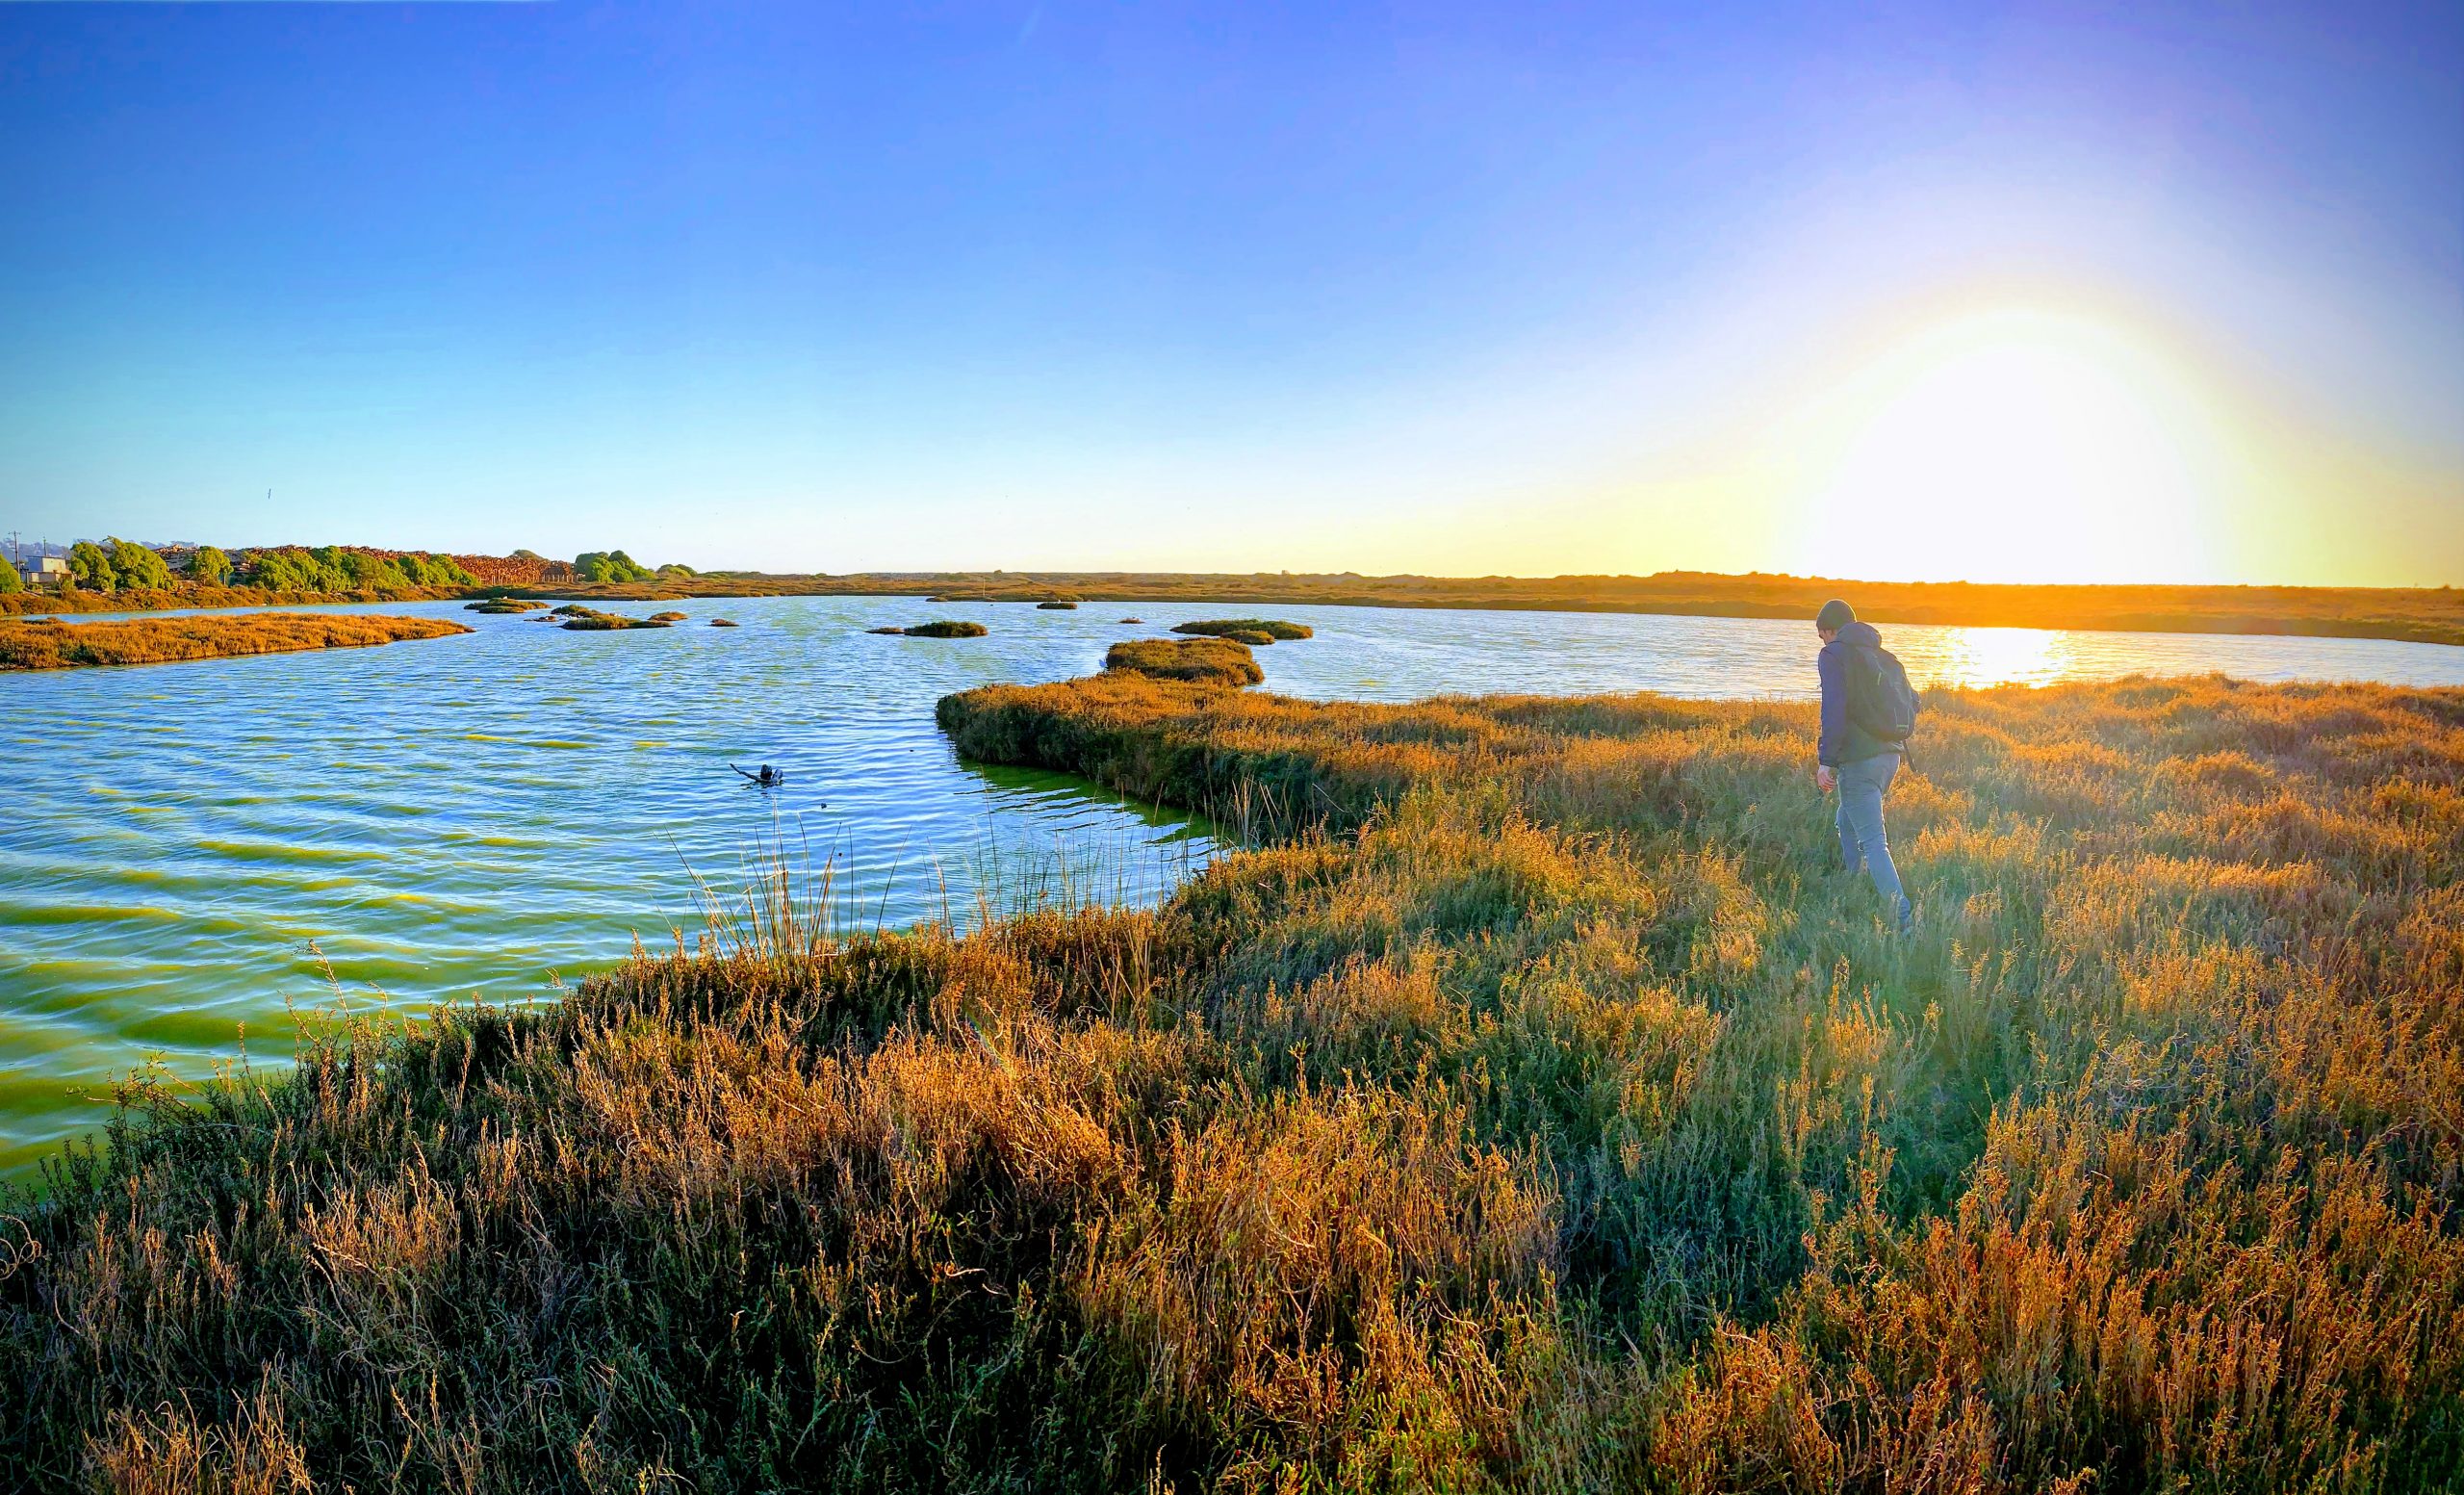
<box><xmin>1078</xmin><ymin>1083</ymin><xmax>1558</xmax><ymax>1486</ymax></box>
<box><xmin>85</xmin><ymin>1376</ymin><xmax>313</xmax><ymax>1495</ymax></box>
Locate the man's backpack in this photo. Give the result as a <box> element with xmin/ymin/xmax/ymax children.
<box><xmin>1847</xmin><ymin>644</ymin><xmax>1920</xmax><ymax>744</ymax></box>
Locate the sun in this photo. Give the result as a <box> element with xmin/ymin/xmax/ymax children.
<box><xmin>1785</xmin><ymin>307</ymin><xmax>2239</xmax><ymax>585</ymax></box>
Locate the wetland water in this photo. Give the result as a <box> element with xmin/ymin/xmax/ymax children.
<box><xmin>5</xmin><ymin>594</ymin><xmax>2462</xmax><ymax>1172</ymax></box>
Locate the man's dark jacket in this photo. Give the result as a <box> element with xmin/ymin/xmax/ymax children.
<box><xmin>1818</xmin><ymin>620</ymin><xmax>1898</xmax><ymax>768</ymax></box>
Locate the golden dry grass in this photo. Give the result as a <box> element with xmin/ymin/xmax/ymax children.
<box><xmin>3</xmin><ymin>582</ymin><xmax>465</xmax><ymax>618</ymax></box>
<box><xmin>1104</xmin><ymin>636</ymin><xmax>1266</xmax><ymax>685</ymax></box>
<box><xmin>1170</xmin><ymin>618</ymin><xmax>1315</xmax><ymax>640</ymax></box>
<box><xmin>3</xmin><ymin>672</ymin><xmax>2460</xmax><ymax>1491</ymax></box>
<box><xmin>0</xmin><ymin>612</ymin><xmax>472</xmax><ymax>670</ymax></box>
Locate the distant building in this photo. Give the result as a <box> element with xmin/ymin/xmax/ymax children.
<box><xmin>19</xmin><ymin>555</ymin><xmax>69</xmax><ymax>591</ymax></box>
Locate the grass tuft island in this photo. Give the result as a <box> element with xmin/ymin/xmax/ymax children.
<box><xmin>553</xmin><ymin>606</ymin><xmax>670</xmax><ymax>632</ymax></box>
<box><xmin>0</xmin><ymin>612</ymin><xmax>471</xmax><ymax>671</ymax></box>
<box><xmin>1169</xmin><ymin>617</ymin><xmax>1313</xmax><ymax>641</ymax></box>
<box><xmin>1102</xmin><ymin>635</ymin><xmax>1264</xmax><ymax>684</ymax></box>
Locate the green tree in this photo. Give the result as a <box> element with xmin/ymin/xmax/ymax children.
<box><xmin>188</xmin><ymin>546</ymin><xmax>232</xmax><ymax>586</ymax></box>
<box><xmin>246</xmin><ymin>548</ymin><xmax>319</xmax><ymax>591</ymax></box>
<box><xmin>106</xmin><ymin>538</ymin><xmax>171</xmax><ymax>590</ymax></box>
<box><xmin>338</xmin><ymin>550</ymin><xmax>397</xmax><ymax>589</ymax></box>
<box><xmin>573</xmin><ymin>550</ymin><xmax>655</xmax><ymax>583</ymax></box>
<box><xmin>0</xmin><ymin>555</ymin><xmax>20</xmax><ymax>594</ymax></box>
<box><xmin>391</xmin><ymin>552</ymin><xmax>459</xmax><ymax>587</ymax></box>
<box><xmin>306</xmin><ymin>547</ymin><xmax>351</xmax><ymax>591</ymax></box>
<box><xmin>67</xmin><ymin>540</ymin><xmax>116</xmax><ymax>593</ymax></box>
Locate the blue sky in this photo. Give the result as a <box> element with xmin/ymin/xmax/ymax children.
<box><xmin>2</xmin><ymin>1</ymin><xmax>2457</xmax><ymax>583</ymax></box>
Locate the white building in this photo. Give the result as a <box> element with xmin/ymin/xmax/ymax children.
<box><xmin>18</xmin><ymin>555</ymin><xmax>70</xmax><ymax>590</ymax></box>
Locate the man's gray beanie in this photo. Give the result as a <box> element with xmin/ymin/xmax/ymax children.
<box><xmin>1816</xmin><ymin>599</ymin><xmax>1856</xmax><ymax>632</ymax></box>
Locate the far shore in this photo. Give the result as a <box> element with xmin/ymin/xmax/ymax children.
<box><xmin>0</xmin><ymin>612</ymin><xmax>472</xmax><ymax>671</ymax></box>
<box><xmin>9</xmin><ymin>568</ymin><xmax>2460</xmax><ymax>649</ymax></box>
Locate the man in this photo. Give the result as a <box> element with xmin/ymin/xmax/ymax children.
<box><xmin>1814</xmin><ymin>599</ymin><xmax>1915</xmax><ymax>934</ymax></box>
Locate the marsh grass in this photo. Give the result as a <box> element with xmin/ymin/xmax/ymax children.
<box><xmin>5</xmin><ymin>672</ymin><xmax>2461</xmax><ymax>1491</ymax></box>
<box><xmin>553</xmin><ymin>606</ymin><xmax>670</xmax><ymax>632</ymax></box>
<box><xmin>0</xmin><ymin>612</ymin><xmax>472</xmax><ymax>670</ymax></box>
<box><xmin>1171</xmin><ymin>618</ymin><xmax>1314</xmax><ymax>641</ymax></box>
<box><xmin>1102</xmin><ymin>636</ymin><xmax>1265</xmax><ymax>686</ymax></box>
<box><xmin>901</xmin><ymin>621</ymin><xmax>991</xmax><ymax>638</ymax></box>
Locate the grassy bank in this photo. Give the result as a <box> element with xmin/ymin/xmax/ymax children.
<box><xmin>2</xmin><ymin>581</ymin><xmax>468</xmax><ymax>617</ymax></box>
<box><xmin>0</xmin><ymin>612</ymin><xmax>473</xmax><ymax>670</ymax></box>
<box><xmin>3</xmin><ymin>673</ymin><xmax>2460</xmax><ymax>1491</ymax></box>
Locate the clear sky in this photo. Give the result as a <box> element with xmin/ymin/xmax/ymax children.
<box><xmin>2</xmin><ymin>1</ymin><xmax>2457</xmax><ymax>585</ymax></box>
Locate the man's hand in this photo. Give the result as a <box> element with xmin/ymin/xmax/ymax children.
<box><xmin>1815</xmin><ymin>764</ymin><xmax>1836</xmax><ymax>794</ymax></box>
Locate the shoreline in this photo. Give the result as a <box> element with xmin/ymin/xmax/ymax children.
<box><xmin>0</xmin><ymin>611</ymin><xmax>473</xmax><ymax>671</ymax></box>
<box><xmin>10</xmin><ymin>568</ymin><xmax>2460</xmax><ymax>648</ymax></box>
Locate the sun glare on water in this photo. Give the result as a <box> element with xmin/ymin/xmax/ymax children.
<box><xmin>1790</xmin><ymin>307</ymin><xmax>2239</xmax><ymax>585</ymax></box>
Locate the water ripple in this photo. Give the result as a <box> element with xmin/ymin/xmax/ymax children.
<box><xmin>3</xmin><ymin>594</ymin><xmax>2458</xmax><ymax>1172</ymax></box>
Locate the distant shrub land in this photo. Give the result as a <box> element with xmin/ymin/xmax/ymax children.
<box><xmin>0</xmin><ymin>612</ymin><xmax>471</xmax><ymax>670</ymax></box>
<box><xmin>483</xmin><ymin>566</ymin><xmax>2464</xmax><ymax>648</ymax></box>
<box><xmin>11</xmin><ymin>541</ymin><xmax>2462</xmax><ymax>647</ymax></box>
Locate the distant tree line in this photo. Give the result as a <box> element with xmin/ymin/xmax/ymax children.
<box><xmin>45</xmin><ymin>539</ymin><xmax>475</xmax><ymax>595</ymax></box>
<box><xmin>24</xmin><ymin>539</ymin><xmax>691</xmax><ymax>598</ymax></box>
<box><xmin>64</xmin><ymin>538</ymin><xmax>175</xmax><ymax>593</ymax></box>
<box><xmin>244</xmin><ymin>546</ymin><xmax>474</xmax><ymax>593</ymax></box>
<box><xmin>575</xmin><ymin>550</ymin><xmax>695</xmax><ymax>584</ymax></box>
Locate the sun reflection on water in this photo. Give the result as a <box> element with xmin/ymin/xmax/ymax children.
<box><xmin>1906</xmin><ymin>626</ymin><xmax>2067</xmax><ymax>690</ymax></box>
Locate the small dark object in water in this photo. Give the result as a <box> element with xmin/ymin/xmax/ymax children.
<box><xmin>1118</xmin><ymin>617</ymin><xmax>1143</xmax><ymax>624</ymax></box>
<box><xmin>732</xmin><ymin>762</ymin><xmax>786</xmax><ymax>787</ymax></box>
<box><xmin>647</xmin><ymin>610</ymin><xmax>687</xmax><ymax>623</ymax></box>
<box><xmin>710</xmin><ymin>618</ymin><xmax>739</xmax><ymax>628</ymax></box>
<box><xmin>868</xmin><ymin>626</ymin><xmax>907</xmax><ymax>635</ymax></box>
